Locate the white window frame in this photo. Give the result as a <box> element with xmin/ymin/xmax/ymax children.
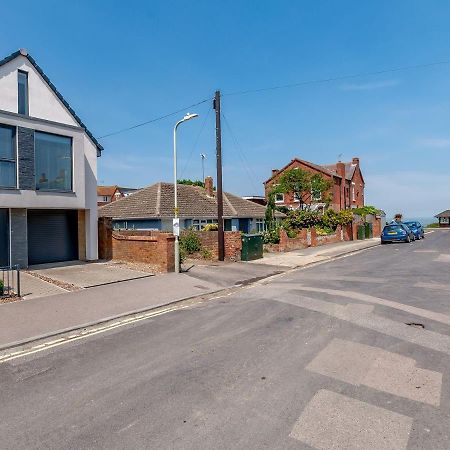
<box><xmin>255</xmin><ymin>218</ymin><xmax>265</xmax><ymax>233</ymax></box>
<box><xmin>351</xmin><ymin>182</ymin><xmax>356</xmax><ymax>202</ymax></box>
<box><xmin>192</xmin><ymin>219</ymin><xmax>218</xmax><ymax>231</ymax></box>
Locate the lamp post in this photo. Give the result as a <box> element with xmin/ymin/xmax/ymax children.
<box><xmin>173</xmin><ymin>113</ymin><xmax>199</xmax><ymax>273</ymax></box>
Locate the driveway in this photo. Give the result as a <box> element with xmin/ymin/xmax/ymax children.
<box><xmin>22</xmin><ymin>260</ymin><xmax>152</xmax><ymax>299</ymax></box>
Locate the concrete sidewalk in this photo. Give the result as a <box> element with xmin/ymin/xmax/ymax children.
<box><xmin>0</xmin><ymin>238</ymin><xmax>379</xmax><ymax>350</ymax></box>
<box><xmin>251</xmin><ymin>238</ymin><xmax>380</xmax><ymax>268</ymax></box>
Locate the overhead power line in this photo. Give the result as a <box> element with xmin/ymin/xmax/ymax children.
<box><xmin>98</xmin><ymin>98</ymin><xmax>211</xmax><ymax>139</ymax></box>
<box><xmin>224</xmin><ymin>58</ymin><xmax>450</xmax><ymax>97</ymax></box>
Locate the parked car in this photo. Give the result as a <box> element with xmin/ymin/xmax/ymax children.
<box><xmin>381</xmin><ymin>223</ymin><xmax>415</xmax><ymax>244</ymax></box>
<box><xmin>403</xmin><ymin>221</ymin><xmax>424</xmax><ymax>240</ymax></box>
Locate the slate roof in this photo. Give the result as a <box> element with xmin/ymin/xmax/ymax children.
<box><xmin>99</xmin><ymin>182</ymin><xmax>284</xmax><ymax>220</ymax></box>
<box><xmin>322</xmin><ymin>162</ymin><xmax>357</xmax><ymax>181</ymax></box>
<box><xmin>435</xmin><ymin>210</ymin><xmax>450</xmax><ymax>218</ymax></box>
<box><xmin>0</xmin><ymin>49</ymin><xmax>103</xmax><ymax>155</ymax></box>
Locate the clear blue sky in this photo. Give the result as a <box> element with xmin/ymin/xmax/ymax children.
<box><xmin>2</xmin><ymin>0</ymin><xmax>450</xmax><ymax>219</ymax></box>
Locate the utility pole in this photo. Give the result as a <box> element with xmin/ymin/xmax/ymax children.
<box><xmin>213</xmin><ymin>90</ymin><xmax>225</xmax><ymax>261</ymax></box>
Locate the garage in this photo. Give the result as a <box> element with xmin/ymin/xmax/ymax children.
<box><xmin>0</xmin><ymin>209</ymin><xmax>8</xmax><ymax>266</ymax></box>
<box><xmin>27</xmin><ymin>210</ymin><xmax>78</xmax><ymax>265</ymax></box>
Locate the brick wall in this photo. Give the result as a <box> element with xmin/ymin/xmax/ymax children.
<box><xmin>184</xmin><ymin>230</ymin><xmax>242</xmax><ymax>261</ymax></box>
<box><xmin>278</xmin><ymin>228</ymin><xmax>308</xmax><ymax>251</ymax></box>
<box><xmin>98</xmin><ymin>217</ymin><xmax>175</xmax><ymax>272</ymax></box>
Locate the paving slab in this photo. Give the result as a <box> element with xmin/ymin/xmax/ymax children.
<box><xmin>21</xmin><ymin>272</ymin><xmax>67</xmax><ymax>300</ymax></box>
<box><xmin>28</xmin><ymin>260</ymin><xmax>152</xmax><ymax>288</ymax></box>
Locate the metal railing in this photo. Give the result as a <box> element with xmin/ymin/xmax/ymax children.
<box><xmin>0</xmin><ymin>265</ymin><xmax>21</xmax><ymax>298</ymax></box>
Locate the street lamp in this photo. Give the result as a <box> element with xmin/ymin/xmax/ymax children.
<box><xmin>173</xmin><ymin>112</ymin><xmax>199</xmax><ymax>273</ymax></box>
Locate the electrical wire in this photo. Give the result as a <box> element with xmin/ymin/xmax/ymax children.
<box><xmin>221</xmin><ymin>112</ymin><xmax>261</xmax><ymax>194</ymax></box>
<box><xmin>224</xmin><ymin>58</ymin><xmax>450</xmax><ymax>97</ymax></box>
<box><xmin>179</xmin><ymin>106</ymin><xmax>212</xmax><ymax>179</ymax></box>
<box><xmin>98</xmin><ymin>98</ymin><xmax>211</xmax><ymax>139</ymax></box>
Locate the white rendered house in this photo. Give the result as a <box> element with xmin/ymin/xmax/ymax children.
<box><xmin>0</xmin><ymin>49</ymin><xmax>102</xmax><ymax>267</ymax></box>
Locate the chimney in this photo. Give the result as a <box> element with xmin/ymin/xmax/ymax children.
<box><xmin>271</xmin><ymin>169</ymin><xmax>278</xmax><ymax>177</ymax></box>
<box><xmin>336</xmin><ymin>161</ymin><xmax>345</xmax><ymax>178</ymax></box>
<box><xmin>205</xmin><ymin>176</ymin><xmax>214</xmax><ymax>197</ymax></box>
<box><xmin>352</xmin><ymin>157</ymin><xmax>360</xmax><ymax>166</ymax></box>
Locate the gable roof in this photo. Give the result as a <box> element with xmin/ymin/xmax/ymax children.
<box><xmin>97</xmin><ymin>185</ymin><xmax>118</xmax><ymax>197</ymax></box>
<box><xmin>264</xmin><ymin>158</ymin><xmax>340</xmax><ymax>184</ymax></box>
<box><xmin>99</xmin><ymin>182</ymin><xmax>285</xmax><ymax>220</ymax></box>
<box><xmin>435</xmin><ymin>210</ymin><xmax>450</xmax><ymax>218</ymax></box>
<box><xmin>0</xmin><ymin>49</ymin><xmax>103</xmax><ymax>156</ymax></box>
<box><xmin>322</xmin><ymin>162</ymin><xmax>358</xmax><ymax>181</ymax></box>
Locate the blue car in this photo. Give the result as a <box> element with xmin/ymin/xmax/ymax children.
<box><xmin>381</xmin><ymin>223</ymin><xmax>415</xmax><ymax>244</ymax></box>
<box><xmin>403</xmin><ymin>221</ymin><xmax>425</xmax><ymax>240</ymax></box>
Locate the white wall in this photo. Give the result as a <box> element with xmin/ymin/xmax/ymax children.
<box><xmin>0</xmin><ymin>54</ymin><xmax>78</xmax><ymax>126</ymax></box>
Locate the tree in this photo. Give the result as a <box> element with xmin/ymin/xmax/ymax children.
<box><xmin>272</xmin><ymin>168</ymin><xmax>332</xmax><ymax>210</ymax></box>
<box><xmin>177</xmin><ymin>179</ymin><xmax>205</xmax><ymax>187</ymax></box>
<box><xmin>265</xmin><ymin>191</ymin><xmax>276</xmax><ymax>230</ymax></box>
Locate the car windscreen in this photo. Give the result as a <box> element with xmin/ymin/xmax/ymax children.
<box><xmin>404</xmin><ymin>222</ymin><xmax>418</xmax><ymax>228</ymax></box>
<box><xmin>384</xmin><ymin>225</ymin><xmax>403</xmax><ymax>232</ymax></box>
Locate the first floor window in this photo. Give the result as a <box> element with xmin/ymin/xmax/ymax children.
<box><xmin>35</xmin><ymin>132</ymin><xmax>72</xmax><ymax>191</ymax></box>
<box><xmin>0</xmin><ymin>125</ymin><xmax>16</xmax><ymax>189</ymax></box>
<box><xmin>275</xmin><ymin>192</ymin><xmax>284</xmax><ymax>203</ymax></box>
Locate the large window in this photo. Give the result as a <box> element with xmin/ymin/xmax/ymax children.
<box><xmin>18</xmin><ymin>71</ymin><xmax>29</xmax><ymax>115</ymax></box>
<box><xmin>0</xmin><ymin>125</ymin><xmax>16</xmax><ymax>189</ymax></box>
<box><xmin>255</xmin><ymin>219</ymin><xmax>265</xmax><ymax>233</ymax></box>
<box><xmin>192</xmin><ymin>219</ymin><xmax>217</xmax><ymax>231</ymax></box>
<box><xmin>35</xmin><ymin>132</ymin><xmax>72</xmax><ymax>191</ymax></box>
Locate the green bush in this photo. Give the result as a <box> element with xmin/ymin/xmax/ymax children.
<box><xmin>285</xmin><ymin>228</ymin><xmax>298</xmax><ymax>238</ymax></box>
<box><xmin>322</xmin><ymin>209</ymin><xmax>340</xmax><ymax>230</ymax></box>
<box><xmin>352</xmin><ymin>205</ymin><xmax>381</xmax><ymax>217</ymax></box>
<box><xmin>315</xmin><ymin>225</ymin><xmax>335</xmax><ymax>236</ymax></box>
<box><xmin>201</xmin><ymin>248</ymin><xmax>213</xmax><ymax>259</ymax></box>
<box><xmin>0</xmin><ymin>279</ymin><xmax>3</xmax><ymax>294</ymax></box>
<box><xmin>263</xmin><ymin>226</ymin><xmax>281</xmax><ymax>244</ymax></box>
<box><xmin>337</xmin><ymin>209</ymin><xmax>354</xmax><ymax>225</ymax></box>
<box><xmin>283</xmin><ymin>210</ymin><xmax>321</xmax><ymax>230</ymax></box>
<box><xmin>180</xmin><ymin>229</ymin><xmax>202</xmax><ymax>255</ymax></box>
<box><xmin>426</xmin><ymin>222</ymin><xmax>440</xmax><ymax>228</ymax></box>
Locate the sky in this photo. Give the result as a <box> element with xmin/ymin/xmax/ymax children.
<box><xmin>2</xmin><ymin>0</ymin><xmax>450</xmax><ymax>219</ymax></box>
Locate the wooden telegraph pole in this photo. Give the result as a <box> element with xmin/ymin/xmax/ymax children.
<box><xmin>213</xmin><ymin>90</ymin><xmax>225</xmax><ymax>261</ymax></box>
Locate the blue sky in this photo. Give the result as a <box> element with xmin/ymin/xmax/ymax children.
<box><xmin>2</xmin><ymin>0</ymin><xmax>450</xmax><ymax>219</ymax></box>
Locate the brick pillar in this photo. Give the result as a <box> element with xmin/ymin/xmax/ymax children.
<box><xmin>98</xmin><ymin>217</ymin><xmax>113</xmax><ymax>260</ymax></box>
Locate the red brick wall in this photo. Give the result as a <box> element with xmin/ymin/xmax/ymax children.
<box><xmin>351</xmin><ymin>162</ymin><xmax>365</xmax><ymax>207</ymax></box>
<box><xmin>98</xmin><ymin>218</ymin><xmax>175</xmax><ymax>272</ymax></box>
<box><xmin>278</xmin><ymin>228</ymin><xmax>308</xmax><ymax>251</ymax></box>
<box><xmin>185</xmin><ymin>231</ymin><xmax>243</xmax><ymax>261</ymax></box>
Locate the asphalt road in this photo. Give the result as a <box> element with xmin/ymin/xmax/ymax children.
<box><xmin>1</xmin><ymin>230</ymin><xmax>450</xmax><ymax>449</ymax></box>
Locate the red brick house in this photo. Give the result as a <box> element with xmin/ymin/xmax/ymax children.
<box><xmin>97</xmin><ymin>185</ymin><xmax>140</xmax><ymax>207</ymax></box>
<box><xmin>264</xmin><ymin>157</ymin><xmax>365</xmax><ymax>211</ymax></box>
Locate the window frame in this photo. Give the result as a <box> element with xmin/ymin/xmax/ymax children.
<box><xmin>34</xmin><ymin>130</ymin><xmax>74</xmax><ymax>192</ymax></box>
<box><xmin>192</xmin><ymin>218</ymin><xmax>217</xmax><ymax>231</ymax></box>
<box><xmin>0</xmin><ymin>124</ymin><xmax>17</xmax><ymax>190</ymax></box>
<box><xmin>18</xmin><ymin>70</ymin><xmax>29</xmax><ymax>116</ymax></box>
<box><xmin>255</xmin><ymin>218</ymin><xmax>265</xmax><ymax>233</ymax></box>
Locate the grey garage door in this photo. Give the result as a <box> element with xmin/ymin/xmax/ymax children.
<box><xmin>28</xmin><ymin>210</ymin><xmax>78</xmax><ymax>265</ymax></box>
<box><xmin>0</xmin><ymin>209</ymin><xmax>8</xmax><ymax>266</ymax></box>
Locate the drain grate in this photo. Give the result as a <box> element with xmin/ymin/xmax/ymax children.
<box><xmin>406</xmin><ymin>322</ymin><xmax>425</xmax><ymax>329</ymax></box>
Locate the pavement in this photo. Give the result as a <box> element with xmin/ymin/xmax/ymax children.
<box><xmin>0</xmin><ymin>237</ymin><xmax>378</xmax><ymax>350</ymax></box>
<box><xmin>1</xmin><ymin>230</ymin><xmax>450</xmax><ymax>448</ymax></box>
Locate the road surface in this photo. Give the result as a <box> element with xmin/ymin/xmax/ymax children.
<box><xmin>1</xmin><ymin>230</ymin><xmax>450</xmax><ymax>449</ymax></box>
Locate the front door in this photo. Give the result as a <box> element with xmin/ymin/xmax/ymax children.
<box><xmin>0</xmin><ymin>209</ymin><xmax>9</xmax><ymax>266</ymax></box>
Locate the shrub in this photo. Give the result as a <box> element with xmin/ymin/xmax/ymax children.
<box><xmin>263</xmin><ymin>226</ymin><xmax>281</xmax><ymax>244</ymax></box>
<box><xmin>322</xmin><ymin>209</ymin><xmax>340</xmax><ymax>230</ymax></box>
<box><xmin>426</xmin><ymin>222</ymin><xmax>440</xmax><ymax>228</ymax></box>
<box><xmin>285</xmin><ymin>228</ymin><xmax>298</xmax><ymax>238</ymax></box>
<box><xmin>352</xmin><ymin>205</ymin><xmax>381</xmax><ymax>217</ymax></box>
<box><xmin>202</xmin><ymin>223</ymin><xmax>218</xmax><ymax>231</ymax></box>
<box><xmin>0</xmin><ymin>279</ymin><xmax>3</xmax><ymax>295</ymax></box>
<box><xmin>201</xmin><ymin>248</ymin><xmax>213</xmax><ymax>259</ymax></box>
<box><xmin>315</xmin><ymin>225</ymin><xmax>335</xmax><ymax>236</ymax></box>
<box><xmin>337</xmin><ymin>209</ymin><xmax>354</xmax><ymax>225</ymax></box>
<box><xmin>283</xmin><ymin>210</ymin><xmax>321</xmax><ymax>230</ymax></box>
<box><xmin>180</xmin><ymin>229</ymin><xmax>202</xmax><ymax>255</ymax></box>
